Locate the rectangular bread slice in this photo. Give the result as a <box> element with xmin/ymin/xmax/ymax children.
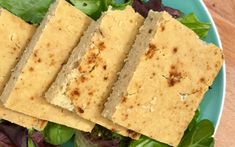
<box><xmin>102</xmin><ymin>11</ymin><xmax>224</xmax><ymax>146</ymax></box>
<box><xmin>0</xmin><ymin>8</ymin><xmax>46</xmax><ymax>130</ymax></box>
<box><xmin>0</xmin><ymin>0</ymin><xmax>95</xmax><ymax>132</ymax></box>
<box><xmin>45</xmin><ymin>6</ymin><xmax>144</xmax><ymax>138</ymax></box>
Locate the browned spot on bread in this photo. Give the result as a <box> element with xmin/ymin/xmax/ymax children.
<box><xmin>77</xmin><ymin>107</ymin><xmax>84</xmax><ymax>113</ymax></box>
<box><xmin>152</xmin><ymin>72</ymin><xmax>156</xmax><ymax>76</ymax></box>
<box><xmin>30</xmin><ymin>96</ymin><xmax>34</xmax><ymax>100</ymax></box>
<box><xmin>221</xmin><ymin>54</ymin><xmax>224</xmax><ymax>59</ymax></box>
<box><xmin>29</xmin><ymin>67</ymin><xmax>34</xmax><ymax>72</ymax></box>
<box><xmin>78</xmin><ymin>66</ymin><xmax>85</xmax><ymax>73</ymax></box>
<box><xmin>98</xmin><ymin>29</ymin><xmax>104</xmax><ymax>37</ymax></box>
<box><xmin>214</xmin><ymin>50</ymin><xmax>218</xmax><ymax>55</ymax></box>
<box><xmin>13</xmin><ymin>47</ymin><xmax>17</xmax><ymax>51</ymax></box>
<box><xmin>87</xmin><ymin>52</ymin><xmax>97</xmax><ymax>64</ymax></box>
<box><xmin>111</xmin><ymin>128</ymin><xmax>116</xmax><ymax>132</ymax></box>
<box><xmin>38</xmin><ymin>120</ymin><xmax>47</xmax><ymax>129</ymax></box>
<box><xmin>148</xmin><ymin>29</ymin><xmax>153</xmax><ymax>33</ymax></box>
<box><xmin>80</xmin><ymin>75</ymin><xmax>87</xmax><ymax>83</ymax></box>
<box><xmin>103</xmin><ymin>65</ymin><xmax>107</xmax><ymax>70</ymax></box>
<box><xmin>168</xmin><ymin>66</ymin><xmax>182</xmax><ymax>87</ymax></box>
<box><xmin>37</xmin><ymin>58</ymin><xmax>41</xmax><ymax>63</ymax></box>
<box><xmin>122</xmin><ymin>113</ymin><xmax>129</xmax><ymax>121</ymax></box>
<box><xmin>98</xmin><ymin>41</ymin><xmax>106</xmax><ymax>51</ymax></box>
<box><xmin>200</xmin><ymin>77</ymin><xmax>205</xmax><ymax>83</ymax></box>
<box><xmin>207</xmin><ymin>65</ymin><xmax>211</xmax><ymax>70</ymax></box>
<box><xmin>47</xmin><ymin>43</ymin><xmax>50</xmax><ymax>47</ymax></box>
<box><xmin>173</xmin><ymin>47</ymin><xmax>178</xmax><ymax>53</ymax></box>
<box><xmin>70</xmin><ymin>88</ymin><xmax>80</xmax><ymax>97</ymax></box>
<box><xmin>121</xmin><ymin>96</ymin><xmax>127</xmax><ymax>103</ymax></box>
<box><xmin>161</xmin><ymin>25</ymin><xmax>165</xmax><ymax>32</ymax></box>
<box><xmin>171</xmin><ymin>65</ymin><xmax>176</xmax><ymax>70</ymax></box>
<box><xmin>88</xmin><ymin>91</ymin><xmax>93</xmax><ymax>96</ymax></box>
<box><xmin>104</xmin><ymin>76</ymin><xmax>108</xmax><ymax>81</ymax></box>
<box><xmin>145</xmin><ymin>43</ymin><xmax>156</xmax><ymax>59</ymax></box>
<box><xmin>49</xmin><ymin>59</ymin><xmax>56</xmax><ymax>66</ymax></box>
<box><xmin>33</xmin><ymin>53</ymin><xmax>37</xmax><ymax>57</ymax></box>
<box><xmin>58</xmin><ymin>27</ymin><xmax>62</xmax><ymax>31</ymax></box>
<box><xmin>129</xmin><ymin>19</ymin><xmax>133</xmax><ymax>23</ymax></box>
<box><xmin>127</xmin><ymin>129</ymin><xmax>138</xmax><ymax>138</ymax></box>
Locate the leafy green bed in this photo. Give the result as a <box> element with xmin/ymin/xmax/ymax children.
<box><xmin>0</xmin><ymin>0</ymin><xmax>214</xmax><ymax>147</ymax></box>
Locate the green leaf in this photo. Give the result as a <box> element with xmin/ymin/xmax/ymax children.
<box><xmin>74</xmin><ymin>131</ymin><xmax>99</xmax><ymax>147</ymax></box>
<box><xmin>187</xmin><ymin>109</ymin><xmax>200</xmax><ymax>132</ymax></box>
<box><xmin>28</xmin><ymin>137</ymin><xmax>36</xmax><ymax>147</ymax></box>
<box><xmin>110</xmin><ymin>0</ymin><xmax>133</xmax><ymax>10</ymax></box>
<box><xmin>0</xmin><ymin>0</ymin><xmax>54</xmax><ymax>24</ymax></box>
<box><xmin>178</xmin><ymin>13</ymin><xmax>211</xmax><ymax>38</ymax></box>
<box><xmin>43</xmin><ymin>122</ymin><xmax>75</xmax><ymax>145</ymax></box>
<box><xmin>178</xmin><ymin>119</ymin><xmax>215</xmax><ymax>147</ymax></box>
<box><xmin>69</xmin><ymin>0</ymin><xmax>102</xmax><ymax>19</ymax></box>
<box><xmin>28</xmin><ymin>129</ymin><xmax>36</xmax><ymax>147</ymax></box>
<box><xmin>129</xmin><ymin>136</ymin><xmax>170</xmax><ymax>147</ymax></box>
<box><xmin>69</xmin><ymin>0</ymin><xmax>132</xmax><ymax>19</ymax></box>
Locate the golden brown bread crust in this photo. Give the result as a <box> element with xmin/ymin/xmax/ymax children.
<box><xmin>102</xmin><ymin>11</ymin><xmax>224</xmax><ymax>146</ymax></box>
<box><xmin>0</xmin><ymin>0</ymin><xmax>95</xmax><ymax>132</ymax></box>
<box><xmin>0</xmin><ymin>8</ymin><xmax>46</xmax><ymax>130</ymax></box>
<box><xmin>45</xmin><ymin>6</ymin><xmax>144</xmax><ymax>138</ymax></box>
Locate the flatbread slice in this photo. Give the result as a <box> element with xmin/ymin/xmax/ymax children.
<box><xmin>45</xmin><ymin>6</ymin><xmax>144</xmax><ymax>138</ymax></box>
<box><xmin>0</xmin><ymin>0</ymin><xmax>94</xmax><ymax>132</ymax></box>
<box><xmin>0</xmin><ymin>8</ymin><xmax>46</xmax><ymax>130</ymax></box>
<box><xmin>102</xmin><ymin>11</ymin><xmax>224</xmax><ymax>146</ymax></box>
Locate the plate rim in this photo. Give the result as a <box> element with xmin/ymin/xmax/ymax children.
<box><xmin>199</xmin><ymin>0</ymin><xmax>227</xmax><ymax>132</ymax></box>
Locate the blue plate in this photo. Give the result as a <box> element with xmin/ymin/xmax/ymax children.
<box><xmin>63</xmin><ymin>0</ymin><xmax>226</xmax><ymax>146</ymax></box>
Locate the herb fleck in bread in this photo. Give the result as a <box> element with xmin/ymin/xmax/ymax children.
<box><xmin>0</xmin><ymin>0</ymin><xmax>94</xmax><ymax>132</ymax></box>
<box><xmin>45</xmin><ymin>6</ymin><xmax>144</xmax><ymax>138</ymax></box>
<box><xmin>102</xmin><ymin>11</ymin><xmax>224</xmax><ymax>146</ymax></box>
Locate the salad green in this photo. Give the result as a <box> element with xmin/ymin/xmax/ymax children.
<box><xmin>43</xmin><ymin>122</ymin><xmax>75</xmax><ymax>145</ymax></box>
<box><xmin>70</xmin><ymin>0</ymin><xmax>132</xmax><ymax>19</ymax></box>
<box><xmin>0</xmin><ymin>0</ymin><xmax>216</xmax><ymax>147</ymax></box>
<box><xmin>28</xmin><ymin>129</ymin><xmax>36</xmax><ymax>147</ymax></box>
<box><xmin>0</xmin><ymin>0</ymin><xmax>54</xmax><ymax>24</ymax></box>
<box><xmin>178</xmin><ymin>13</ymin><xmax>211</xmax><ymax>39</ymax></box>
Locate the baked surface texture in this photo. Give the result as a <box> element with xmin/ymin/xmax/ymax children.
<box><xmin>0</xmin><ymin>0</ymin><xmax>94</xmax><ymax>132</ymax></box>
<box><xmin>45</xmin><ymin>6</ymin><xmax>144</xmax><ymax>138</ymax></box>
<box><xmin>0</xmin><ymin>8</ymin><xmax>46</xmax><ymax>130</ymax></box>
<box><xmin>102</xmin><ymin>11</ymin><xmax>224</xmax><ymax>146</ymax></box>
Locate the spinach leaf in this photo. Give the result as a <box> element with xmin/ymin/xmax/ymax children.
<box><xmin>75</xmin><ymin>125</ymin><xmax>130</xmax><ymax>147</ymax></box>
<box><xmin>43</xmin><ymin>122</ymin><xmax>75</xmax><ymax>145</ymax></box>
<box><xmin>129</xmin><ymin>135</ymin><xmax>169</xmax><ymax>147</ymax></box>
<box><xmin>69</xmin><ymin>0</ymin><xmax>102</xmax><ymax>19</ymax></box>
<box><xmin>28</xmin><ymin>129</ymin><xmax>36</xmax><ymax>147</ymax></box>
<box><xmin>0</xmin><ymin>0</ymin><xmax>54</xmax><ymax>24</ymax></box>
<box><xmin>28</xmin><ymin>137</ymin><xmax>36</xmax><ymax>147</ymax></box>
<box><xmin>69</xmin><ymin>0</ymin><xmax>132</xmax><ymax>19</ymax></box>
<box><xmin>178</xmin><ymin>119</ymin><xmax>214</xmax><ymax>147</ymax></box>
<box><xmin>178</xmin><ymin>13</ymin><xmax>211</xmax><ymax>38</ymax></box>
<box><xmin>187</xmin><ymin>109</ymin><xmax>200</xmax><ymax>132</ymax></box>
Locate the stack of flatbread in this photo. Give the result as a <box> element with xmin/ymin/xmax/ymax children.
<box><xmin>0</xmin><ymin>0</ymin><xmax>223</xmax><ymax>146</ymax></box>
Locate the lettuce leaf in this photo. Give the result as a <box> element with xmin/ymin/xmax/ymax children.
<box><xmin>75</xmin><ymin>125</ymin><xmax>130</xmax><ymax>147</ymax></box>
<box><xmin>178</xmin><ymin>13</ymin><xmax>211</xmax><ymax>38</ymax></box>
<box><xmin>0</xmin><ymin>0</ymin><xmax>54</xmax><ymax>24</ymax></box>
<box><xmin>132</xmin><ymin>0</ymin><xmax>181</xmax><ymax>18</ymax></box>
<box><xmin>43</xmin><ymin>122</ymin><xmax>75</xmax><ymax>145</ymax></box>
